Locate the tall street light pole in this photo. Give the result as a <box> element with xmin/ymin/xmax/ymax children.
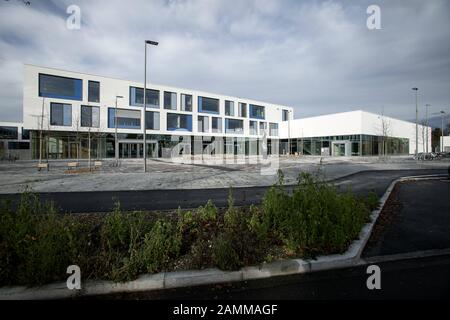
<box><xmin>413</xmin><ymin>88</ymin><xmax>419</xmax><ymax>157</ymax></box>
<box><xmin>115</xmin><ymin>95</ymin><xmax>124</xmax><ymax>166</ymax></box>
<box><xmin>425</xmin><ymin>104</ymin><xmax>430</xmax><ymax>154</ymax></box>
<box><xmin>143</xmin><ymin>40</ymin><xmax>159</xmax><ymax>173</ymax></box>
<box><xmin>440</xmin><ymin>111</ymin><xmax>446</xmax><ymax>153</ymax></box>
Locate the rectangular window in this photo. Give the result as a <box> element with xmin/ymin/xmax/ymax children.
<box><xmin>22</xmin><ymin>128</ymin><xmax>30</xmax><ymax>140</ymax></box>
<box><xmin>259</xmin><ymin>122</ymin><xmax>267</xmax><ymax>135</ymax></box>
<box><xmin>269</xmin><ymin>123</ymin><xmax>279</xmax><ymax>136</ymax></box>
<box><xmin>0</xmin><ymin>126</ymin><xmax>18</xmax><ymax>140</ymax></box>
<box><xmin>181</xmin><ymin>94</ymin><xmax>192</xmax><ymax>111</ymax></box>
<box><xmin>108</xmin><ymin>108</ymin><xmax>141</xmax><ymax>129</ymax></box>
<box><xmin>129</xmin><ymin>86</ymin><xmax>160</xmax><ymax>108</ymax></box>
<box><xmin>238</xmin><ymin>103</ymin><xmax>247</xmax><ymax>117</ymax></box>
<box><xmin>8</xmin><ymin>141</ymin><xmax>30</xmax><ymax>150</ymax></box>
<box><xmin>88</xmin><ymin>81</ymin><xmax>100</xmax><ymax>103</ymax></box>
<box><xmin>164</xmin><ymin>91</ymin><xmax>177</xmax><ymax>110</ymax></box>
<box><xmin>249</xmin><ymin>104</ymin><xmax>265</xmax><ymax>120</ymax></box>
<box><xmin>225</xmin><ymin>119</ymin><xmax>243</xmax><ymax>134</ymax></box>
<box><xmin>39</xmin><ymin>74</ymin><xmax>82</xmax><ymax>101</ymax></box>
<box><xmin>249</xmin><ymin>121</ymin><xmax>258</xmax><ymax>135</ymax></box>
<box><xmin>282</xmin><ymin>109</ymin><xmax>289</xmax><ymax>121</ymax></box>
<box><xmin>198</xmin><ymin>116</ymin><xmax>209</xmax><ymax>133</ymax></box>
<box><xmin>225</xmin><ymin>100</ymin><xmax>234</xmax><ymax>116</ymax></box>
<box><xmin>50</xmin><ymin>103</ymin><xmax>72</xmax><ymax>126</ymax></box>
<box><xmin>81</xmin><ymin>105</ymin><xmax>100</xmax><ymax>128</ymax></box>
<box><xmin>145</xmin><ymin>111</ymin><xmax>160</xmax><ymax>130</ymax></box>
<box><xmin>167</xmin><ymin>113</ymin><xmax>192</xmax><ymax>132</ymax></box>
<box><xmin>212</xmin><ymin>117</ymin><xmax>222</xmax><ymax>133</ymax></box>
<box><xmin>198</xmin><ymin>96</ymin><xmax>219</xmax><ymax>114</ymax></box>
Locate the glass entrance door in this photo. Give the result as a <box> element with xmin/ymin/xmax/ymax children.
<box><xmin>119</xmin><ymin>143</ymin><xmax>143</xmax><ymax>158</ymax></box>
<box><xmin>333</xmin><ymin>143</ymin><xmax>346</xmax><ymax>156</ymax></box>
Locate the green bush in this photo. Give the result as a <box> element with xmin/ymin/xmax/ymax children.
<box><xmin>141</xmin><ymin>220</ymin><xmax>181</xmax><ymax>273</ymax></box>
<box><xmin>0</xmin><ymin>172</ymin><xmax>374</xmax><ymax>286</ymax></box>
<box><xmin>262</xmin><ymin>171</ymin><xmax>372</xmax><ymax>257</ymax></box>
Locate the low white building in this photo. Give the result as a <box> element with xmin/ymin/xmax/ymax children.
<box><xmin>0</xmin><ymin>121</ymin><xmax>30</xmax><ymax>160</ymax></box>
<box><xmin>441</xmin><ymin>136</ymin><xmax>450</xmax><ymax>153</ymax></box>
<box><xmin>278</xmin><ymin>110</ymin><xmax>431</xmax><ymax>156</ymax></box>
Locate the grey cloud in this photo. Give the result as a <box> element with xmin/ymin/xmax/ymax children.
<box><xmin>0</xmin><ymin>0</ymin><xmax>449</xmax><ymax>124</ymax></box>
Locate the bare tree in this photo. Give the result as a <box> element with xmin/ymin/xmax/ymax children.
<box><xmin>375</xmin><ymin>112</ymin><xmax>391</xmax><ymax>159</ymax></box>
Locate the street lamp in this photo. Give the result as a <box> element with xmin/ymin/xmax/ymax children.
<box><xmin>412</xmin><ymin>88</ymin><xmax>418</xmax><ymax>160</ymax></box>
<box><xmin>115</xmin><ymin>95</ymin><xmax>124</xmax><ymax>166</ymax></box>
<box><xmin>143</xmin><ymin>40</ymin><xmax>159</xmax><ymax>173</ymax></box>
<box><xmin>425</xmin><ymin>104</ymin><xmax>431</xmax><ymax>154</ymax></box>
<box><xmin>439</xmin><ymin>111</ymin><xmax>447</xmax><ymax>153</ymax></box>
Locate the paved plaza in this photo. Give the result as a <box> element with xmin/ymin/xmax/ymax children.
<box><xmin>0</xmin><ymin>156</ymin><xmax>448</xmax><ymax>194</ymax></box>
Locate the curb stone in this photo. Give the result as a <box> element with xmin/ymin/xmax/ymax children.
<box><xmin>0</xmin><ymin>174</ymin><xmax>446</xmax><ymax>300</ymax></box>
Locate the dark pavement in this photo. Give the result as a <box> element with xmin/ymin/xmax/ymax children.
<box><xmin>363</xmin><ymin>179</ymin><xmax>450</xmax><ymax>257</ymax></box>
<box><xmin>94</xmin><ymin>253</ymin><xmax>450</xmax><ymax>300</ymax></box>
<box><xmin>0</xmin><ymin>169</ymin><xmax>446</xmax><ymax>213</ymax></box>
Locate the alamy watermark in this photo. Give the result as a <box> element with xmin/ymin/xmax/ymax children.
<box><xmin>367</xmin><ymin>5</ymin><xmax>381</xmax><ymax>30</ymax></box>
<box><xmin>366</xmin><ymin>264</ymin><xmax>381</xmax><ymax>290</ymax></box>
<box><xmin>66</xmin><ymin>4</ymin><xmax>81</xmax><ymax>30</ymax></box>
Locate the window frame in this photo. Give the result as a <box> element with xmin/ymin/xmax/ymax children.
<box><xmin>88</xmin><ymin>80</ymin><xmax>100</xmax><ymax>103</ymax></box>
<box><xmin>39</xmin><ymin>73</ymin><xmax>83</xmax><ymax>101</ymax></box>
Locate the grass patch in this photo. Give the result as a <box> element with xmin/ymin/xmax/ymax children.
<box><xmin>0</xmin><ymin>171</ymin><xmax>378</xmax><ymax>287</ymax></box>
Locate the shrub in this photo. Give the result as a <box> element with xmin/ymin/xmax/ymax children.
<box><xmin>262</xmin><ymin>171</ymin><xmax>372</xmax><ymax>257</ymax></box>
<box><xmin>141</xmin><ymin>220</ymin><xmax>181</xmax><ymax>273</ymax></box>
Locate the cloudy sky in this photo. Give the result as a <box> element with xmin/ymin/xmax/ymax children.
<box><xmin>1</xmin><ymin>0</ymin><xmax>449</xmax><ymax>123</ymax></box>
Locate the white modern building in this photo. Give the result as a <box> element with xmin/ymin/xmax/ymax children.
<box><xmin>15</xmin><ymin>64</ymin><xmax>431</xmax><ymax>160</ymax></box>
<box><xmin>278</xmin><ymin>111</ymin><xmax>432</xmax><ymax>156</ymax></box>
<box><xmin>441</xmin><ymin>135</ymin><xmax>450</xmax><ymax>153</ymax></box>
<box><xmin>0</xmin><ymin>121</ymin><xmax>30</xmax><ymax>160</ymax></box>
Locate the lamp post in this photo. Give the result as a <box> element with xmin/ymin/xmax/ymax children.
<box><xmin>439</xmin><ymin>111</ymin><xmax>447</xmax><ymax>152</ymax></box>
<box><xmin>288</xmin><ymin>110</ymin><xmax>292</xmax><ymax>155</ymax></box>
<box><xmin>39</xmin><ymin>97</ymin><xmax>45</xmax><ymax>164</ymax></box>
<box><xmin>115</xmin><ymin>95</ymin><xmax>124</xmax><ymax>166</ymax></box>
<box><xmin>412</xmin><ymin>88</ymin><xmax>418</xmax><ymax>160</ymax></box>
<box><xmin>425</xmin><ymin>104</ymin><xmax>430</xmax><ymax>154</ymax></box>
<box><xmin>143</xmin><ymin>40</ymin><xmax>159</xmax><ymax>173</ymax></box>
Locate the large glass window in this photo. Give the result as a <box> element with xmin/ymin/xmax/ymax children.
<box><xmin>22</xmin><ymin>128</ymin><xmax>30</xmax><ymax>140</ymax></box>
<box><xmin>238</xmin><ymin>103</ymin><xmax>247</xmax><ymax>117</ymax></box>
<box><xmin>249</xmin><ymin>104</ymin><xmax>265</xmax><ymax>120</ymax></box>
<box><xmin>39</xmin><ymin>74</ymin><xmax>82</xmax><ymax>101</ymax></box>
<box><xmin>259</xmin><ymin>122</ymin><xmax>267</xmax><ymax>135</ymax></box>
<box><xmin>282</xmin><ymin>109</ymin><xmax>289</xmax><ymax>121</ymax></box>
<box><xmin>8</xmin><ymin>141</ymin><xmax>30</xmax><ymax>150</ymax></box>
<box><xmin>198</xmin><ymin>96</ymin><xmax>219</xmax><ymax>114</ymax></box>
<box><xmin>129</xmin><ymin>86</ymin><xmax>159</xmax><ymax>108</ymax></box>
<box><xmin>225</xmin><ymin>119</ymin><xmax>243</xmax><ymax>134</ymax></box>
<box><xmin>88</xmin><ymin>81</ymin><xmax>100</xmax><ymax>103</ymax></box>
<box><xmin>269</xmin><ymin>123</ymin><xmax>278</xmax><ymax>136</ymax></box>
<box><xmin>198</xmin><ymin>116</ymin><xmax>209</xmax><ymax>133</ymax></box>
<box><xmin>145</xmin><ymin>111</ymin><xmax>160</xmax><ymax>130</ymax></box>
<box><xmin>181</xmin><ymin>94</ymin><xmax>192</xmax><ymax>111</ymax></box>
<box><xmin>167</xmin><ymin>113</ymin><xmax>192</xmax><ymax>131</ymax></box>
<box><xmin>164</xmin><ymin>91</ymin><xmax>177</xmax><ymax>110</ymax></box>
<box><xmin>225</xmin><ymin>101</ymin><xmax>234</xmax><ymax>116</ymax></box>
<box><xmin>81</xmin><ymin>105</ymin><xmax>100</xmax><ymax>128</ymax></box>
<box><xmin>108</xmin><ymin>108</ymin><xmax>141</xmax><ymax>129</ymax></box>
<box><xmin>0</xmin><ymin>126</ymin><xmax>18</xmax><ymax>139</ymax></box>
<box><xmin>212</xmin><ymin>117</ymin><xmax>222</xmax><ymax>133</ymax></box>
<box><xmin>50</xmin><ymin>103</ymin><xmax>72</xmax><ymax>126</ymax></box>
<box><xmin>249</xmin><ymin>121</ymin><xmax>258</xmax><ymax>135</ymax></box>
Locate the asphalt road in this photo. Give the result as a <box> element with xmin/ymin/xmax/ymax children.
<box><xmin>363</xmin><ymin>179</ymin><xmax>450</xmax><ymax>257</ymax></box>
<box><xmin>0</xmin><ymin>169</ymin><xmax>446</xmax><ymax>213</ymax></box>
<box><xmin>93</xmin><ymin>253</ymin><xmax>450</xmax><ymax>300</ymax></box>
